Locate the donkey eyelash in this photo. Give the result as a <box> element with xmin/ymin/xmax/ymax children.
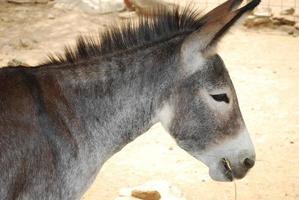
<box><xmin>210</xmin><ymin>94</ymin><xmax>230</xmax><ymax>103</ymax></box>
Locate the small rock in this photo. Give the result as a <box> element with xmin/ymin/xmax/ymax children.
<box><xmin>47</xmin><ymin>14</ymin><xmax>55</xmax><ymax>19</ymax></box>
<box><xmin>118</xmin><ymin>11</ymin><xmax>137</xmax><ymax>19</ymax></box>
<box><xmin>54</xmin><ymin>0</ymin><xmax>124</xmax><ymax>14</ymax></box>
<box><xmin>280</xmin><ymin>7</ymin><xmax>295</xmax><ymax>16</ymax></box>
<box><xmin>293</xmin><ymin>29</ymin><xmax>299</xmax><ymax>37</ymax></box>
<box><xmin>7</xmin><ymin>59</ymin><xmax>29</xmax><ymax>67</ymax></box>
<box><xmin>117</xmin><ymin>180</ymin><xmax>186</xmax><ymax>200</ymax></box>
<box><xmin>295</xmin><ymin>23</ymin><xmax>299</xmax><ymax>30</ymax></box>
<box><xmin>290</xmin><ymin>141</ymin><xmax>294</xmax><ymax>144</ymax></box>
<box><xmin>272</xmin><ymin>16</ymin><xmax>296</xmax><ymax>26</ymax></box>
<box><xmin>131</xmin><ymin>190</ymin><xmax>161</xmax><ymax>200</ymax></box>
<box><xmin>244</xmin><ymin>15</ymin><xmax>271</xmax><ymax>28</ymax></box>
<box><xmin>253</xmin><ymin>7</ymin><xmax>272</xmax><ymax>18</ymax></box>
<box><xmin>278</xmin><ymin>25</ymin><xmax>295</xmax><ymax>35</ymax></box>
<box><xmin>130</xmin><ymin>0</ymin><xmax>168</xmax><ymax>9</ymax></box>
<box><xmin>128</xmin><ymin>0</ymin><xmax>174</xmax><ymax>15</ymax></box>
<box><xmin>13</xmin><ymin>38</ymin><xmax>37</xmax><ymax>50</ymax></box>
<box><xmin>19</xmin><ymin>39</ymin><xmax>31</xmax><ymax>48</ymax></box>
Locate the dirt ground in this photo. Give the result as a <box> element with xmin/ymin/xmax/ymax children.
<box><xmin>0</xmin><ymin>2</ymin><xmax>298</xmax><ymax>200</ymax></box>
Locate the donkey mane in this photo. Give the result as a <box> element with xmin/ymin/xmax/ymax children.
<box><xmin>45</xmin><ymin>5</ymin><xmax>204</xmax><ymax>65</ymax></box>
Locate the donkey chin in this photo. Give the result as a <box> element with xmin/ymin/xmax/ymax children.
<box><xmin>190</xmin><ymin>129</ymin><xmax>255</xmax><ymax>182</ymax></box>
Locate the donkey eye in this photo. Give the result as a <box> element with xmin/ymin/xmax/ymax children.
<box><xmin>210</xmin><ymin>94</ymin><xmax>230</xmax><ymax>103</ymax></box>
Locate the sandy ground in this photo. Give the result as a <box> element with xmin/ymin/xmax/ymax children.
<box><xmin>0</xmin><ymin>2</ymin><xmax>298</xmax><ymax>200</ymax></box>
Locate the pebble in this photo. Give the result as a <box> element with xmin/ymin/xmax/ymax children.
<box><xmin>12</xmin><ymin>38</ymin><xmax>37</xmax><ymax>50</ymax></box>
<box><xmin>280</xmin><ymin>7</ymin><xmax>295</xmax><ymax>16</ymax></box>
<box><xmin>7</xmin><ymin>59</ymin><xmax>29</xmax><ymax>67</ymax></box>
<box><xmin>293</xmin><ymin>29</ymin><xmax>299</xmax><ymax>37</ymax></box>
<box><xmin>128</xmin><ymin>0</ymin><xmax>173</xmax><ymax>15</ymax></box>
<box><xmin>47</xmin><ymin>14</ymin><xmax>55</xmax><ymax>19</ymax></box>
<box><xmin>19</xmin><ymin>39</ymin><xmax>31</xmax><ymax>48</ymax></box>
<box><xmin>244</xmin><ymin>15</ymin><xmax>271</xmax><ymax>28</ymax></box>
<box><xmin>116</xmin><ymin>180</ymin><xmax>186</xmax><ymax>200</ymax></box>
<box><xmin>277</xmin><ymin>25</ymin><xmax>295</xmax><ymax>35</ymax></box>
<box><xmin>272</xmin><ymin>16</ymin><xmax>296</xmax><ymax>26</ymax></box>
<box><xmin>54</xmin><ymin>0</ymin><xmax>125</xmax><ymax>14</ymax></box>
<box><xmin>131</xmin><ymin>190</ymin><xmax>161</xmax><ymax>200</ymax></box>
<box><xmin>253</xmin><ymin>7</ymin><xmax>273</xmax><ymax>18</ymax></box>
<box><xmin>118</xmin><ymin>11</ymin><xmax>137</xmax><ymax>19</ymax></box>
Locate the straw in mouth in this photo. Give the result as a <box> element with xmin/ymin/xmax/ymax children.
<box><xmin>221</xmin><ymin>158</ymin><xmax>233</xmax><ymax>181</ymax></box>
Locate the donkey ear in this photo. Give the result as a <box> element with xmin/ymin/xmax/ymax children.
<box><xmin>183</xmin><ymin>0</ymin><xmax>260</xmax><ymax>52</ymax></box>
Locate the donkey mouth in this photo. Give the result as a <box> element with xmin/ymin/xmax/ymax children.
<box><xmin>220</xmin><ymin>157</ymin><xmax>252</xmax><ymax>181</ymax></box>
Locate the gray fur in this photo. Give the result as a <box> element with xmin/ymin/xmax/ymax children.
<box><xmin>0</xmin><ymin>0</ymin><xmax>260</xmax><ymax>199</ymax></box>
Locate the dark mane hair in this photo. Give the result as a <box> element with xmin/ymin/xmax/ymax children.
<box><xmin>45</xmin><ymin>5</ymin><xmax>204</xmax><ymax>65</ymax></box>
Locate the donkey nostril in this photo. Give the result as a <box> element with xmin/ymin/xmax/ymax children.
<box><xmin>243</xmin><ymin>158</ymin><xmax>255</xmax><ymax>169</ymax></box>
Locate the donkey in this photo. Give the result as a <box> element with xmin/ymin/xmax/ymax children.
<box><xmin>0</xmin><ymin>0</ymin><xmax>260</xmax><ymax>199</ymax></box>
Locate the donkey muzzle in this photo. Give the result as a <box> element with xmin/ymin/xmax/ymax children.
<box><xmin>197</xmin><ymin>128</ymin><xmax>256</xmax><ymax>182</ymax></box>
<box><xmin>219</xmin><ymin>153</ymin><xmax>255</xmax><ymax>181</ymax></box>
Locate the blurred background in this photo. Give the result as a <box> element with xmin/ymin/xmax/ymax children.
<box><xmin>0</xmin><ymin>0</ymin><xmax>298</xmax><ymax>199</ymax></box>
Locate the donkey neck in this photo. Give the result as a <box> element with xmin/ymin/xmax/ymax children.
<box><xmin>41</xmin><ymin>38</ymin><xmax>182</xmax><ymax>164</ymax></box>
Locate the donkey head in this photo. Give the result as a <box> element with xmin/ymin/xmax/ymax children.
<box><xmin>158</xmin><ymin>0</ymin><xmax>260</xmax><ymax>181</ymax></box>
